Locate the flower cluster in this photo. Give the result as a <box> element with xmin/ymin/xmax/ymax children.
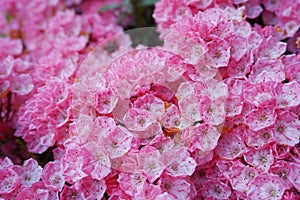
<box><xmin>0</xmin><ymin>0</ymin><xmax>300</xmax><ymax>199</ymax></box>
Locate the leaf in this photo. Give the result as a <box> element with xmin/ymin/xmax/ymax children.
<box><xmin>138</xmin><ymin>0</ymin><xmax>159</xmax><ymax>6</ymax></box>
<box><xmin>5</xmin><ymin>11</ymin><xmax>11</xmax><ymax>24</ymax></box>
<box><xmin>98</xmin><ymin>4</ymin><xmax>121</xmax><ymax>14</ymax></box>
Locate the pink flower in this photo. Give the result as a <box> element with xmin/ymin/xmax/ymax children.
<box><xmin>42</xmin><ymin>161</ymin><xmax>65</xmax><ymax>191</ymax></box>
<box><xmin>206</xmin><ymin>37</ymin><xmax>231</xmax><ymax>68</ymax></box>
<box><xmin>272</xmin><ymin>110</ymin><xmax>300</xmax><ymax>146</ymax></box>
<box><xmin>160</xmin><ymin>173</ymin><xmax>191</xmax><ymax>199</ymax></box>
<box><xmin>124</xmin><ymin>108</ymin><xmax>155</xmax><ymax>131</ymax></box>
<box><xmin>201</xmin><ymin>180</ymin><xmax>232</xmax><ymax>200</ymax></box>
<box><xmin>276</xmin><ymin>81</ymin><xmax>300</xmax><ymax>108</ymax></box>
<box><xmin>227</xmin><ymin>161</ymin><xmax>257</xmax><ymax>194</ymax></box>
<box><xmin>75</xmin><ymin>176</ymin><xmax>106</xmax><ymax>200</ymax></box>
<box><xmin>248</xmin><ymin>174</ymin><xmax>287</xmax><ymax>200</ymax></box>
<box><xmin>138</xmin><ymin>145</ymin><xmax>164</xmax><ymax>182</ymax></box>
<box><xmin>62</xmin><ymin>146</ymin><xmax>89</xmax><ymax>183</ymax></box>
<box><xmin>134</xmin><ymin>94</ymin><xmax>165</xmax><ymax>120</ymax></box>
<box><xmin>244</xmin><ymin>145</ymin><xmax>274</xmax><ymax>173</ymax></box>
<box><xmin>256</xmin><ymin>36</ymin><xmax>286</xmax><ymax>59</ymax></box>
<box><xmin>215</xmin><ymin>127</ymin><xmax>247</xmax><ymax>160</ymax></box>
<box><xmin>288</xmin><ymin>163</ymin><xmax>300</xmax><ymax>192</ymax></box>
<box><xmin>118</xmin><ymin>172</ymin><xmax>147</xmax><ymax>197</ymax></box>
<box><xmin>60</xmin><ymin>185</ymin><xmax>84</xmax><ymax>200</ymax></box>
<box><xmin>246</xmin><ymin>127</ymin><xmax>275</xmax><ymax>148</ymax></box>
<box><xmin>250</xmin><ymin>59</ymin><xmax>285</xmax><ymax>83</ymax></box>
<box><xmin>0</xmin><ymin>168</ymin><xmax>20</xmax><ymax>194</ymax></box>
<box><xmin>245</xmin><ymin>107</ymin><xmax>277</xmax><ymax>131</ymax></box>
<box><xmin>243</xmin><ymin>82</ymin><xmax>277</xmax><ymax>108</ymax></box>
<box><xmin>94</xmin><ymin>87</ymin><xmax>118</xmax><ymax>114</ymax></box>
<box><xmin>13</xmin><ymin>158</ymin><xmax>42</xmax><ymax>187</ymax></box>
<box><xmin>83</xmin><ymin>142</ymin><xmax>111</xmax><ymax>180</ymax></box>
<box><xmin>165</xmin><ymin>148</ymin><xmax>196</xmax><ymax>177</ymax></box>
<box><xmin>98</xmin><ymin>126</ymin><xmax>133</xmax><ymax>158</ymax></box>
<box><xmin>182</xmin><ymin>123</ymin><xmax>221</xmax><ymax>152</ymax></box>
<box><xmin>0</xmin><ymin>38</ymin><xmax>22</xmax><ymax>58</ymax></box>
<box><xmin>270</xmin><ymin>160</ymin><xmax>293</xmax><ymax>189</ymax></box>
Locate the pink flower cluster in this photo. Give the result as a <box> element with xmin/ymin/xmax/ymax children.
<box><xmin>0</xmin><ymin>0</ymin><xmax>300</xmax><ymax>199</ymax></box>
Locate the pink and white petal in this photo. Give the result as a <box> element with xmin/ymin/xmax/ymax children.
<box><xmin>245</xmin><ymin>108</ymin><xmax>277</xmax><ymax>131</ymax></box>
<box><xmin>138</xmin><ymin>146</ymin><xmax>163</xmax><ymax>178</ymax></box>
<box><xmin>288</xmin><ymin>163</ymin><xmax>300</xmax><ymax>192</ymax></box>
<box><xmin>124</xmin><ymin>108</ymin><xmax>155</xmax><ymax>131</ymax></box>
<box><xmin>178</xmin><ymin>94</ymin><xmax>201</xmax><ymax>122</ymax></box>
<box><xmin>245</xmin><ymin>128</ymin><xmax>275</xmax><ymax>148</ymax></box>
<box><xmin>201</xmin><ymin>180</ymin><xmax>232</xmax><ymax>200</ymax></box>
<box><xmin>94</xmin><ymin>87</ymin><xmax>118</xmax><ymax>114</ymax></box>
<box><xmin>100</xmin><ymin>126</ymin><xmax>133</xmax><ymax>159</ymax></box>
<box><xmin>42</xmin><ymin>161</ymin><xmax>65</xmax><ymax>191</ymax></box>
<box><xmin>160</xmin><ymin>174</ymin><xmax>190</xmax><ymax>200</ymax></box>
<box><xmin>244</xmin><ymin>146</ymin><xmax>274</xmax><ymax>173</ymax></box>
<box><xmin>206</xmin><ymin>38</ymin><xmax>231</xmax><ymax>68</ymax></box>
<box><xmin>256</xmin><ymin>36</ymin><xmax>286</xmax><ymax>59</ymax></box>
<box><xmin>215</xmin><ymin>129</ymin><xmax>247</xmax><ymax>160</ymax></box>
<box><xmin>9</xmin><ymin>73</ymin><xmax>34</xmax><ymax>95</ymax></box>
<box><xmin>272</xmin><ymin>110</ymin><xmax>300</xmax><ymax>146</ymax></box>
<box><xmin>77</xmin><ymin>177</ymin><xmax>106</xmax><ymax>200</ymax></box>
<box><xmin>0</xmin><ymin>168</ymin><xmax>20</xmax><ymax>194</ymax></box>
<box><xmin>248</xmin><ymin>174</ymin><xmax>287</xmax><ymax>200</ymax></box>
<box><xmin>134</xmin><ymin>94</ymin><xmax>165</xmax><ymax>119</ymax></box>
<box><xmin>118</xmin><ymin>172</ymin><xmax>147</xmax><ymax>197</ymax></box>
<box><xmin>277</xmin><ymin>81</ymin><xmax>300</xmax><ymax>108</ymax></box>
<box><xmin>60</xmin><ymin>185</ymin><xmax>85</xmax><ymax>200</ymax></box>
<box><xmin>166</xmin><ymin>149</ymin><xmax>196</xmax><ymax>176</ymax></box>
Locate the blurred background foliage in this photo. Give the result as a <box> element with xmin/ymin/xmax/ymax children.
<box><xmin>98</xmin><ymin>0</ymin><xmax>159</xmax><ymax>29</ymax></box>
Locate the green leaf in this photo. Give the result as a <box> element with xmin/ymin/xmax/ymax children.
<box><xmin>137</xmin><ymin>0</ymin><xmax>159</xmax><ymax>6</ymax></box>
<box><xmin>5</xmin><ymin>11</ymin><xmax>11</xmax><ymax>24</ymax></box>
<box><xmin>98</xmin><ymin>3</ymin><xmax>121</xmax><ymax>14</ymax></box>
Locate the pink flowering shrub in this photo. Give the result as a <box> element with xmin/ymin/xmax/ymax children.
<box><xmin>0</xmin><ymin>0</ymin><xmax>300</xmax><ymax>199</ymax></box>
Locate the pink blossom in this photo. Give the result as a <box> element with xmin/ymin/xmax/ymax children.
<box><xmin>228</xmin><ymin>161</ymin><xmax>258</xmax><ymax>194</ymax></box>
<box><xmin>248</xmin><ymin>173</ymin><xmax>287</xmax><ymax>200</ymax></box>
<box><xmin>288</xmin><ymin>163</ymin><xmax>300</xmax><ymax>191</ymax></box>
<box><xmin>272</xmin><ymin>110</ymin><xmax>300</xmax><ymax>146</ymax></box>
<box><xmin>98</xmin><ymin>126</ymin><xmax>132</xmax><ymax>158</ymax></box>
<box><xmin>244</xmin><ymin>146</ymin><xmax>274</xmax><ymax>173</ymax></box>
<box><xmin>245</xmin><ymin>107</ymin><xmax>277</xmax><ymax>131</ymax></box>
<box><xmin>62</xmin><ymin>147</ymin><xmax>89</xmax><ymax>183</ymax></box>
<box><xmin>0</xmin><ymin>38</ymin><xmax>22</xmax><ymax>58</ymax></box>
<box><xmin>60</xmin><ymin>185</ymin><xmax>84</xmax><ymax>200</ymax></box>
<box><xmin>138</xmin><ymin>145</ymin><xmax>164</xmax><ymax>182</ymax></box>
<box><xmin>42</xmin><ymin>161</ymin><xmax>65</xmax><ymax>191</ymax></box>
<box><xmin>0</xmin><ymin>168</ymin><xmax>20</xmax><ymax>194</ymax></box>
<box><xmin>160</xmin><ymin>173</ymin><xmax>191</xmax><ymax>199</ymax></box>
<box><xmin>133</xmin><ymin>94</ymin><xmax>165</xmax><ymax>120</ymax></box>
<box><xmin>205</xmin><ymin>37</ymin><xmax>231</xmax><ymax>68</ymax></box>
<box><xmin>76</xmin><ymin>176</ymin><xmax>106</xmax><ymax>200</ymax></box>
<box><xmin>124</xmin><ymin>108</ymin><xmax>156</xmax><ymax>131</ymax></box>
<box><xmin>276</xmin><ymin>81</ymin><xmax>300</xmax><ymax>108</ymax></box>
<box><xmin>256</xmin><ymin>36</ymin><xmax>286</xmax><ymax>59</ymax></box>
<box><xmin>165</xmin><ymin>148</ymin><xmax>196</xmax><ymax>176</ymax></box>
<box><xmin>243</xmin><ymin>81</ymin><xmax>277</xmax><ymax>108</ymax></box>
<box><xmin>182</xmin><ymin>123</ymin><xmax>221</xmax><ymax>152</ymax></box>
<box><xmin>270</xmin><ymin>160</ymin><xmax>293</xmax><ymax>189</ymax></box>
<box><xmin>250</xmin><ymin>59</ymin><xmax>285</xmax><ymax>83</ymax></box>
<box><xmin>215</xmin><ymin>127</ymin><xmax>247</xmax><ymax>160</ymax></box>
<box><xmin>83</xmin><ymin>142</ymin><xmax>111</xmax><ymax>180</ymax></box>
<box><xmin>13</xmin><ymin>158</ymin><xmax>42</xmax><ymax>187</ymax></box>
<box><xmin>201</xmin><ymin>180</ymin><xmax>232</xmax><ymax>200</ymax></box>
<box><xmin>94</xmin><ymin>87</ymin><xmax>118</xmax><ymax>114</ymax></box>
<box><xmin>118</xmin><ymin>172</ymin><xmax>147</xmax><ymax>197</ymax></box>
<box><xmin>246</xmin><ymin>127</ymin><xmax>275</xmax><ymax>148</ymax></box>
